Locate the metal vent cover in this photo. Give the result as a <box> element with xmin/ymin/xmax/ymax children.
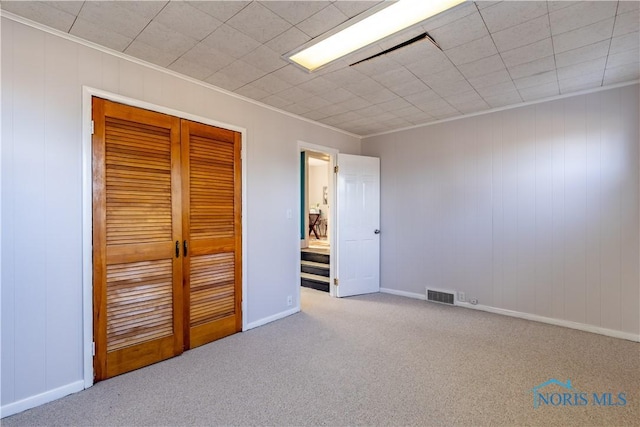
<box><xmin>426</xmin><ymin>288</ymin><xmax>455</xmax><ymax>305</ymax></box>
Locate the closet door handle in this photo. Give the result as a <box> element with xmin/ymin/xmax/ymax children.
<box><xmin>175</xmin><ymin>241</ymin><xmax>180</xmax><ymax>258</ymax></box>
<box><xmin>183</xmin><ymin>240</ymin><xmax>188</xmax><ymax>257</ymax></box>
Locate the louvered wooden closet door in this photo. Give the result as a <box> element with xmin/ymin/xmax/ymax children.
<box><xmin>181</xmin><ymin>120</ymin><xmax>242</xmax><ymax>349</ymax></box>
<box><xmin>93</xmin><ymin>98</ymin><xmax>183</xmax><ymax>380</ymax></box>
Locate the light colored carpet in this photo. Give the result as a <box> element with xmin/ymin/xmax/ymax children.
<box><xmin>4</xmin><ymin>288</ymin><xmax>639</xmax><ymax>426</ymax></box>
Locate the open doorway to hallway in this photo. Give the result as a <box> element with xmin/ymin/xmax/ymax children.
<box><xmin>300</xmin><ymin>150</ymin><xmax>333</xmax><ymax>293</ymax></box>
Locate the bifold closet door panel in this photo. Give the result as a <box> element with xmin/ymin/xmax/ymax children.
<box><xmin>93</xmin><ymin>98</ymin><xmax>184</xmax><ymax>380</ymax></box>
<box><xmin>181</xmin><ymin>120</ymin><xmax>242</xmax><ymax>349</ymax></box>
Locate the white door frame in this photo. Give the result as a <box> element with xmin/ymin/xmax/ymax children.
<box><xmin>298</xmin><ymin>141</ymin><xmax>338</xmax><ymax>298</ymax></box>
<box><xmin>81</xmin><ymin>86</ymin><xmax>248</xmax><ymax>389</ymax></box>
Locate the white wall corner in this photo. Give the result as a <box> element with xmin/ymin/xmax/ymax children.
<box><xmin>245</xmin><ymin>306</ymin><xmax>301</xmax><ymax>331</ymax></box>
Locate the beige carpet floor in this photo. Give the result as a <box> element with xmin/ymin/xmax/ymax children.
<box><xmin>4</xmin><ymin>288</ymin><xmax>639</xmax><ymax>426</ymax></box>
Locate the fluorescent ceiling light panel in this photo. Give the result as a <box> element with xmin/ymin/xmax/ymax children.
<box><xmin>288</xmin><ymin>0</ymin><xmax>465</xmax><ymax>72</ymax></box>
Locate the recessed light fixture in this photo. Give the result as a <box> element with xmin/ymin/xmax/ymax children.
<box><xmin>287</xmin><ymin>0</ymin><xmax>465</xmax><ymax>72</ymax></box>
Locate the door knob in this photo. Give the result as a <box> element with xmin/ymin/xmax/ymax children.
<box><xmin>374</xmin><ymin>229</ymin><xmax>381</xmax><ymax>234</ymax></box>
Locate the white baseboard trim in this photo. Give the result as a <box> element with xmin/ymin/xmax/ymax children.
<box><xmin>245</xmin><ymin>306</ymin><xmax>300</xmax><ymax>331</ymax></box>
<box><xmin>380</xmin><ymin>287</ymin><xmax>426</xmax><ymax>300</ymax></box>
<box><xmin>380</xmin><ymin>287</ymin><xmax>640</xmax><ymax>342</ymax></box>
<box><xmin>455</xmin><ymin>301</ymin><xmax>640</xmax><ymax>342</ymax></box>
<box><xmin>1</xmin><ymin>380</ymin><xmax>85</xmax><ymax>418</ymax></box>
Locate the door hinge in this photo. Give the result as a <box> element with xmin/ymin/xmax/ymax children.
<box><xmin>334</xmin><ymin>165</ymin><xmax>339</xmax><ymax>173</ymax></box>
<box><xmin>92</xmin><ymin>341</ymin><xmax>96</xmax><ymax>356</ymax></box>
<box><xmin>91</xmin><ymin>120</ymin><xmax>95</xmax><ymax>135</ymax></box>
<box><xmin>334</xmin><ymin>278</ymin><xmax>339</xmax><ymax>286</ymax></box>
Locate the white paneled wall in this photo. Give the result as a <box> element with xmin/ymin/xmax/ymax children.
<box><xmin>363</xmin><ymin>85</ymin><xmax>640</xmax><ymax>337</ymax></box>
<box><xmin>1</xmin><ymin>18</ymin><xmax>360</xmax><ymax>414</ymax></box>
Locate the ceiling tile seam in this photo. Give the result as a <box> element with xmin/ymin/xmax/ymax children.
<box><xmin>477</xmin><ymin>1</ymin><xmax>547</xmax><ymax>35</ymax></box>
<box><xmin>466</xmin><ymin>1</ymin><xmax>518</xmax><ymax>107</ymax></box>
<box><xmin>546</xmin><ymin>1</ymin><xmax>562</xmax><ymax>98</ymax></box>
<box><xmin>0</xmin><ymin>10</ymin><xmax>362</xmax><ymax>139</ymax></box>
<box><xmin>601</xmin><ymin>1</ymin><xmax>622</xmax><ymax>86</ymax></box>
<box><xmin>122</xmin><ymin>1</ymin><xmax>171</xmax><ymax>53</ymax></box>
<box><xmin>68</xmin><ymin>1</ymin><xmax>84</xmax><ymax>33</ymax></box>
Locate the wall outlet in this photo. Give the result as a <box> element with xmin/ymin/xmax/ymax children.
<box><xmin>287</xmin><ymin>295</ymin><xmax>293</xmax><ymax>306</ymax></box>
<box><xmin>470</xmin><ymin>298</ymin><xmax>478</xmax><ymax>305</ymax></box>
<box><xmin>458</xmin><ymin>292</ymin><xmax>465</xmax><ymax>302</ymax></box>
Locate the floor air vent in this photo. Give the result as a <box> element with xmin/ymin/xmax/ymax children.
<box><xmin>426</xmin><ymin>288</ymin><xmax>455</xmax><ymax>305</ymax></box>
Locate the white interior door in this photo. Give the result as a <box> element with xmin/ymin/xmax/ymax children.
<box><xmin>336</xmin><ymin>154</ymin><xmax>380</xmax><ymax>297</ymax></box>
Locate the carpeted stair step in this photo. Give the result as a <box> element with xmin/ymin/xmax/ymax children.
<box><xmin>301</xmin><ymin>272</ymin><xmax>330</xmax><ymax>292</ymax></box>
<box><xmin>301</xmin><ymin>260</ymin><xmax>329</xmax><ymax>277</ymax></box>
<box><xmin>301</xmin><ymin>250</ymin><xmax>329</xmax><ymax>264</ymax></box>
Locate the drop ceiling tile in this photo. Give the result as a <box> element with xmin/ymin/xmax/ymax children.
<box><xmin>117</xmin><ymin>2</ymin><xmax>168</xmax><ymax>20</ymax></box>
<box><xmin>603</xmin><ymin>62</ymin><xmax>640</xmax><ymax>84</ymax></box>
<box><xmin>262</xmin><ymin>94</ymin><xmax>294</xmax><ymax>109</ymax></box>
<box><xmin>446</xmin><ymin>89</ymin><xmax>487</xmax><ymax>106</ymax></box>
<box><xmin>547</xmin><ymin>1</ymin><xmax>579</xmax><ymax>13</ymax></box>
<box><xmin>518</xmin><ymin>81</ymin><xmax>560</xmax><ymax>101</ymax></box>
<box><xmin>226</xmin><ymin>2</ymin><xmax>291</xmax><ymax>43</ymax></box>
<box><xmin>377</xmin><ymin>25</ymin><xmax>429</xmax><ymax>51</ymax></box>
<box><xmin>284</xmin><ymin>103</ymin><xmax>313</xmax><ymax>115</ymax></box>
<box><xmin>480</xmin><ymin>1</ymin><xmax>548</xmax><ymax>33</ymax></box>
<box><xmin>360</xmin><ymin>88</ymin><xmax>398</xmax><ymax>104</ymax></box>
<box><xmin>386</xmin><ymin>36</ymin><xmax>442</xmax><ymax>66</ymax></box>
<box><xmin>377</xmin><ymin>97</ymin><xmax>413</xmax><ymax>112</ymax></box>
<box><xmin>501</xmin><ymin>38</ymin><xmax>553</xmax><ymax>68</ymax></box>
<box><xmin>610</xmin><ymin>32</ymin><xmax>640</xmax><ymax>55</ymax></box>
<box><xmin>618</xmin><ymin>1</ymin><xmax>640</xmax><ymax>14</ymax></box>
<box><xmin>492</xmin><ymin>15</ymin><xmax>551</xmax><ymax>52</ymax></box>
<box><xmin>235</xmin><ymin>84</ymin><xmax>272</xmax><ymax>100</ymax></box>
<box><xmin>241</xmin><ymin>45</ymin><xmax>288</xmax><ymax>73</ymax></box>
<box><xmin>356</xmin><ymin>105</ymin><xmax>387</xmax><ymax>118</ymax></box>
<box><xmin>552</xmin><ymin>18</ymin><xmax>615</xmax><ymax>53</ymax></box>
<box><xmin>347</xmin><ymin>78</ymin><xmax>386</xmax><ymax>96</ymax></box>
<box><xmin>124</xmin><ymin>40</ymin><xmax>179</xmax><ymax>67</ymax></box>
<box><xmin>404</xmin><ymin>89</ymin><xmax>442</xmax><ymax>107</ymax></box>
<box><xmin>549</xmin><ymin>1</ymin><xmax>616</xmax><ymax>36</ymax></box>
<box><xmin>423</xmin><ymin>2</ymin><xmax>478</xmax><ymax>31</ymax></box>
<box><xmin>372</xmin><ymin>68</ymin><xmax>417</xmax><ymax>88</ymax></box>
<box><xmin>508</xmin><ymin>55</ymin><xmax>555</xmax><ymax>79</ymax></box>
<box><xmin>457</xmin><ymin>54</ymin><xmax>506</xmax><ymax>79</ymax></box>
<box><xmin>321</xmin><ymin>88</ymin><xmax>356</xmax><ymax>104</ymax></box>
<box><xmin>334</xmin><ymin>96</ymin><xmax>372</xmax><ymax>111</ymax></box>
<box><xmin>322</xmin><ymin>114</ymin><xmax>350</xmax><ymax>127</ymax></box>
<box><xmin>154</xmin><ymin>2</ymin><xmax>222</xmax><ymax>41</ymax></box>
<box><xmin>201</xmin><ymin>24</ymin><xmax>261</xmax><ymax>59</ymax></box>
<box><xmin>188</xmin><ymin>1</ymin><xmax>251</xmax><ymax>22</ymax></box>
<box><xmin>482</xmin><ymin>90</ymin><xmax>523</xmax><ymax>108</ymax></box>
<box><xmin>178</xmin><ymin>43</ymin><xmax>235</xmax><ymax>73</ymax></box>
<box><xmin>405</xmin><ymin>54</ymin><xmax>457</xmax><ymax>77</ymax></box>
<box><xmin>445</xmin><ymin>36</ymin><xmax>499</xmax><ymax>66</ymax></box>
<box><xmin>205</xmin><ymin>72</ymin><xmax>245</xmax><ymax>91</ymax></box>
<box><xmin>261</xmin><ymin>1</ymin><xmax>329</xmax><ymax>25</ymax></box>
<box><xmin>476</xmin><ymin>1</ymin><xmax>501</xmax><ymax>10</ymax></box>
<box><xmin>216</xmin><ymin>60</ymin><xmax>267</xmax><ymax>86</ymax></box>
<box><xmin>136</xmin><ymin>22</ymin><xmax>198</xmax><ymax>58</ymax></box>
<box><xmin>558</xmin><ymin>72</ymin><xmax>603</xmax><ymax>93</ymax></box>
<box><xmin>71</xmin><ymin>18</ymin><xmax>133</xmax><ymax>52</ymax></box>
<box><xmin>312</xmin><ymin>102</ymin><xmax>351</xmax><ymax>117</ymax></box>
<box><xmin>78</xmin><ymin>1</ymin><xmax>151</xmax><ymax>38</ymax></box>
<box><xmin>303</xmin><ymin>110</ymin><xmax>331</xmax><ymax>121</ymax></box>
<box><xmin>393</xmin><ymin>105</ymin><xmax>425</xmax><ymax>118</ymax></box>
<box><xmin>352</xmin><ymin>55</ymin><xmax>404</xmax><ymax>77</ymax></box>
<box><xmin>513</xmin><ymin>70</ymin><xmax>558</xmax><ymax>90</ymax></box>
<box><xmin>250</xmin><ymin>73</ymin><xmax>293</xmax><ymax>95</ymax></box>
<box><xmin>266</xmin><ymin>27</ymin><xmax>311</xmax><ymax>54</ymax></box>
<box><xmin>278</xmin><ymin>86</ymin><xmax>312</xmax><ymax>103</ymax></box>
<box><xmin>429</xmin><ymin>78</ymin><xmax>474</xmax><ymax>98</ymax></box>
<box><xmin>422</xmin><ymin>101</ymin><xmax>459</xmax><ymax>117</ymax></box>
<box><xmin>606</xmin><ymin>49</ymin><xmax>640</xmax><ymax>69</ymax></box>
<box><xmin>452</xmin><ymin>99</ymin><xmax>490</xmax><ymax>115</ymax></box>
<box><xmin>554</xmin><ymin>40</ymin><xmax>610</xmax><ymax>68</ymax></box>
<box><xmin>297</xmin><ymin>77</ymin><xmax>339</xmax><ymax>96</ymax></box>
<box><xmin>1</xmin><ymin>1</ymin><xmax>76</xmax><ymax>32</ymax></box>
<box><xmin>272</xmin><ymin>64</ymin><xmax>317</xmax><ymax>85</ymax></box>
<box><xmin>430</xmin><ymin>12</ymin><xmax>489</xmax><ymax>50</ymax></box>
<box><xmin>418</xmin><ymin>67</ymin><xmax>465</xmax><ymax>88</ymax></box>
<box><xmin>387</xmin><ymin>79</ymin><xmax>432</xmax><ymax>97</ymax></box>
<box><xmin>475</xmin><ymin>80</ymin><xmax>518</xmax><ymax>98</ymax></box>
<box><xmin>333</xmin><ymin>1</ymin><xmax>381</xmax><ymax>18</ymax></box>
<box><xmin>468</xmin><ymin>69</ymin><xmax>512</xmax><ymax>89</ymax></box>
<box><xmin>297</xmin><ymin>4</ymin><xmax>349</xmax><ymax>38</ymax></box>
<box><xmin>613</xmin><ymin>10</ymin><xmax>640</xmax><ymax>38</ymax></box>
<box><xmin>48</xmin><ymin>1</ymin><xmax>84</xmax><ymax>15</ymax></box>
<box><xmin>168</xmin><ymin>57</ymin><xmax>215</xmax><ymax>80</ymax></box>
